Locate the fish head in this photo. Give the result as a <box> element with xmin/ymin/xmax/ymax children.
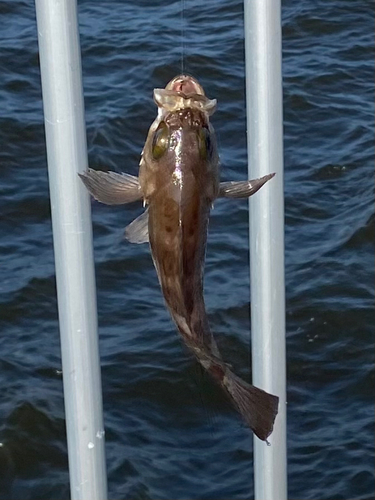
<box><xmin>139</xmin><ymin>75</ymin><xmax>219</xmax><ymax>201</ymax></box>
<box><xmin>165</xmin><ymin>74</ymin><xmax>205</xmax><ymax>95</ymax></box>
<box><xmin>159</xmin><ymin>107</ymin><xmax>217</xmax><ymax>165</ymax></box>
<box><xmin>153</xmin><ymin>74</ymin><xmax>217</xmax><ymax>116</ymax></box>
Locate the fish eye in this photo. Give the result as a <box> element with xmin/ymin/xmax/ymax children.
<box><xmin>152</xmin><ymin>122</ymin><xmax>169</xmax><ymax>160</ymax></box>
<box><xmin>198</xmin><ymin>127</ymin><xmax>212</xmax><ymax>159</ymax></box>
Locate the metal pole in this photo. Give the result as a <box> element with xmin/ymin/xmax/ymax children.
<box><xmin>244</xmin><ymin>1</ymin><xmax>287</xmax><ymax>499</ymax></box>
<box><xmin>34</xmin><ymin>1</ymin><xmax>107</xmax><ymax>499</ymax></box>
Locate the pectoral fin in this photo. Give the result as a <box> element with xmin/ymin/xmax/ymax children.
<box><xmin>125</xmin><ymin>208</ymin><xmax>149</xmax><ymax>244</ymax></box>
<box><xmin>218</xmin><ymin>173</ymin><xmax>275</xmax><ymax>199</ymax></box>
<box><xmin>79</xmin><ymin>168</ymin><xmax>142</xmax><ymax>205</ymax></box>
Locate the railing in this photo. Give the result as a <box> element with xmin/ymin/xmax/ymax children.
<box><xmin>245</xmin><ymin>0</ymin><xmax>287</xmax><ymax>498</ymax></box>
<box><xmin>34</xmin><ymin>0</ymin><xmax>287</xmax><ymax>498</ymax></box>
<box><xmin>34</xmin><ymin>1</ymin><xmax>107</xmax><ymax>499</ymax></box>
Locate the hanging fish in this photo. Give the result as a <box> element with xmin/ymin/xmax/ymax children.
<box><xmin>80</xmin><ymin>75</ymin><xmax>278</xmax><ymax>441</ymax></box>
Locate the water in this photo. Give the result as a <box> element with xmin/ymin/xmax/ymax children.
<box><xmin>0</xmin><ymin>0</ymin><xmax>373</xmax><ymax>498</ymax></box>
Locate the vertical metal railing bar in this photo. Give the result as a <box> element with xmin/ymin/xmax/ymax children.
<box><xmin>34</xmin><ymin>1</ymin><xmax>108</xmax><ymax>498</ymax></box>
<box><xmin>244</xmin><ymin>0</ymin><xmax>287</xmax><ymax>498</ymax></box>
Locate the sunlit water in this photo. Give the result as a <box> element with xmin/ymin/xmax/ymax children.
<box><xmin>0</xmin><ymin>0</ymin><xmax>373</xmax><ymax>499</ymax></box>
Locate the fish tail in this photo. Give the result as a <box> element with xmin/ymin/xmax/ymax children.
<box><xmin>222</xmin><ymin>368</ymin><xmax>279</xmax><ymax>441</ymax></box>
<box><xmin>181</xmin><ymin>334</ymin><xmax>279</xmax><ymax>440</ymax></box>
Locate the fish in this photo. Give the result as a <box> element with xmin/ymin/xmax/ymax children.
<box><xmin>79</xmin><ymin>75</ymin><xmax>278</xmax><ymax>441</ymax></box>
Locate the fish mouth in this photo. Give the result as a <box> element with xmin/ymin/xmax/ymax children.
<box><xmin>154</xmin><ymin>75</ymin><xmax>216</xmax><ymax>116</ymax></box>
<box><xmin>165</xmin><ymin>75</ymin><xmax>205</xmax><ymax>96</ymax></box>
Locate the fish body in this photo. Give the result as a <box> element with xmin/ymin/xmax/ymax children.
<box><xmin>80</xmin><ymin>75</ymin><xmax>278</xmax><ymax>440</ymax></box>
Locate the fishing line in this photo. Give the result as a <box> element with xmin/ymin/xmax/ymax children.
<box><xmin>181</xmin><ymin>0</ymin><xmax>185</xmax><ymax>73</ymax></box>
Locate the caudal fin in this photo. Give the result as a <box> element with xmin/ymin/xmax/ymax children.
<box><xmin>186</xmin><ymin>342</ymin><xmax>279</xmax><ymax>440</ymax></box>
<box><xmin>223</xmin><ymin>369</ymin><xmax>279</xmax><ymax>441</ymax></box>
